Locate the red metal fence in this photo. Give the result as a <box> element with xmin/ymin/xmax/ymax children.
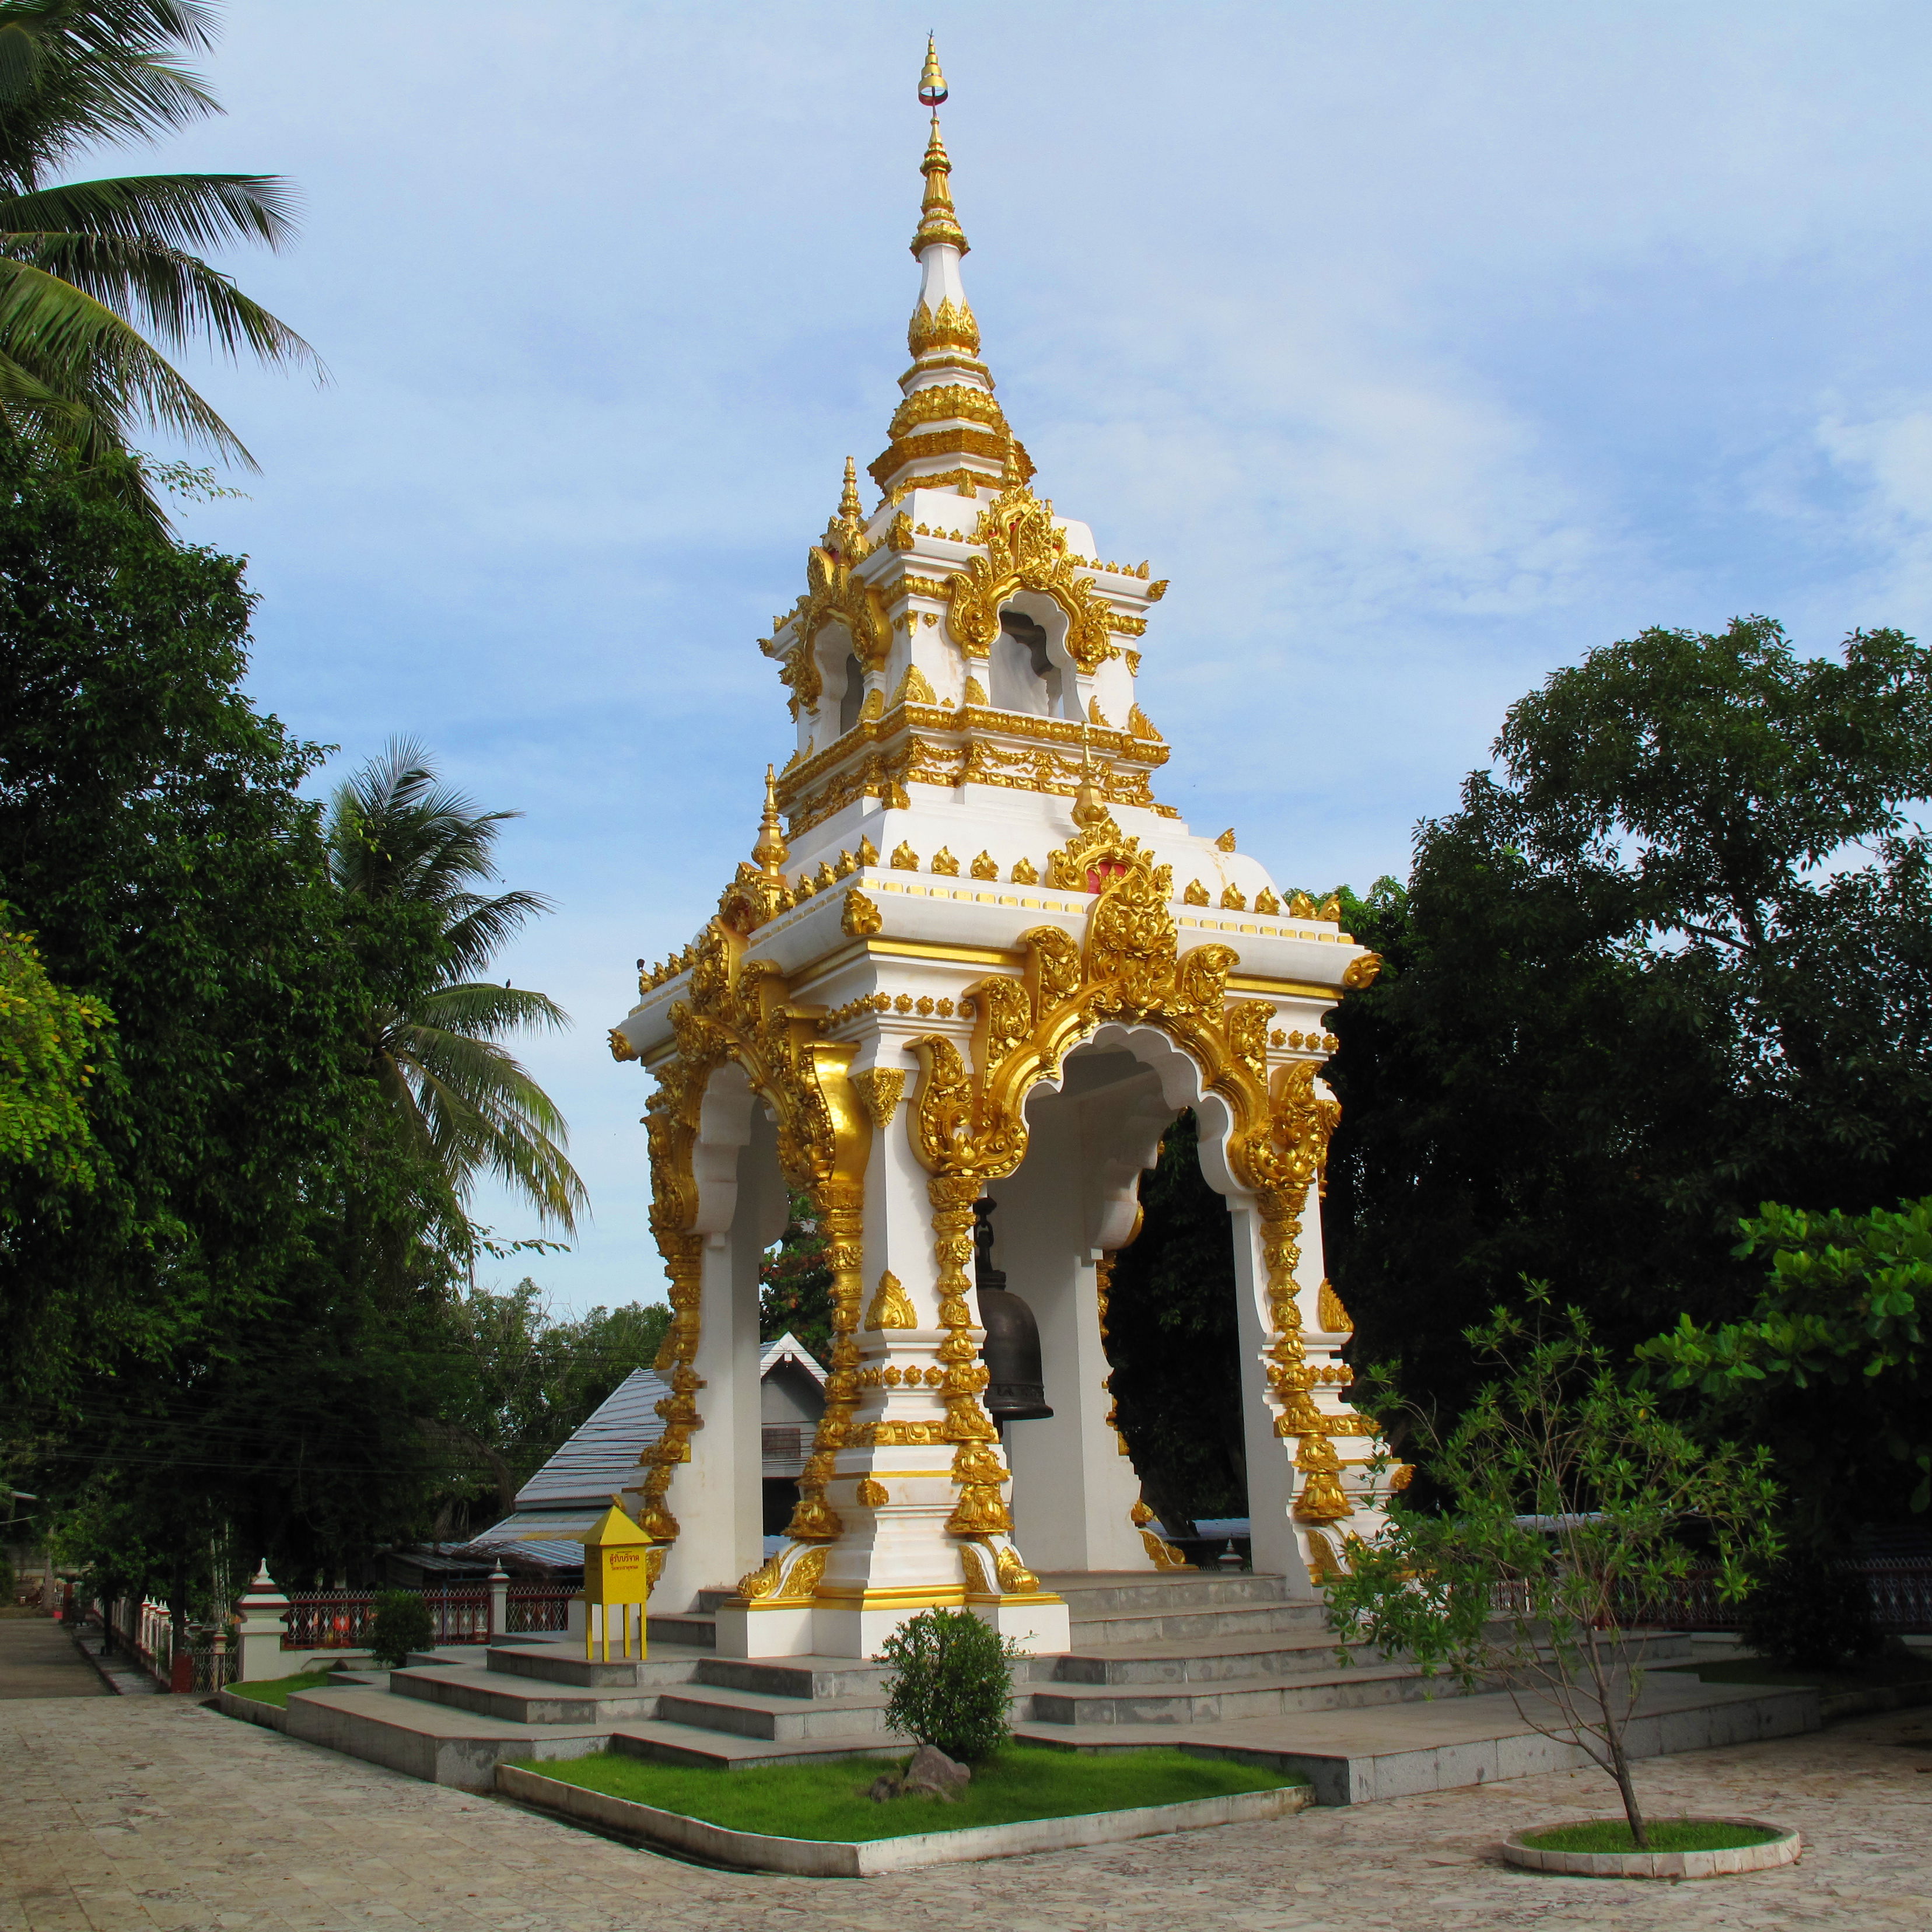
<box><xmin>281</xmin><ymin>1583</ymin><xmax>575</xmax><ymax>1651</ymax></box>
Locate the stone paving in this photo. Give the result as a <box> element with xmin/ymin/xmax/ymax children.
<box><xmin>0</xmin><ymin>1621</ymin><xmax>107</xmax><ymax>1702</ymax></box>
<box><xmin>3</xmin><ymin>1692</ymin><xmax>1930</xmax><ymax>1930</ymax></box>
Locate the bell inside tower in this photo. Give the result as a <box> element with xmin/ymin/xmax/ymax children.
<box><xmin>972</xmin><ymin>1195</ymin><xmax>1055</xmax><ymax>1427</ymax></box>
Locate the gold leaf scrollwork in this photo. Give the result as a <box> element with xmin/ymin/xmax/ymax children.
<box><xmin>856</xmin><ymin>1477</ymin><xmax>890</xmax><ymax>1508</ymax></box>
<box><xmin>1342</xmin><ymin>951</ymin><xmax>1382</xmax><ymax>990</ymax></box>
<box><xmin>770</xmin><ymin>1545</ymin><xmax>828</xmax><ymax>1602</ymax></box>
<box><xmin>1293</xmin><ymin>1430</ymin><xmax>1354</xmax><ymax>1523</ymax></box>
<box><xmin>608</xmin><ymin>1027</ymin><xmax>639</xmax><ymax>1063</ymax></box>
<box><xmin>993</xmin><ymin>1544</ymin><xmax>1040</xmax><ymax>1594</ymax></box>
<box><xmin>863</xmin><ymin>1269</ymin><xmax>918</xmax><ymax>1330</ymax></box>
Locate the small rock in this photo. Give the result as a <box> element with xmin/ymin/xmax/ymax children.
<box><xmin>900</xmin><ymin>1744</ymin><xmax>972</xmax><ymax>1800</ymax></box>
<box><xmin>867</xmin><ymin>1774</ymin><xmax>898</xmax><ymax>1803</ymax></box>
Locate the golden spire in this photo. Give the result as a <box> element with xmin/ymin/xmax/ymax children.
<box><xmin>752</xmin><ymin>765</ymin><xmax>790</xmax><ymax>877</ymax></box>
<box><xmin>911</xmin><ymin>37</ymin><xmax>967</xmax><ymax>258</ymax></box>
<box><xmin>839</xmin><ymin>454</ymin><xmax>862</xmax><ymax>522</ymax></box>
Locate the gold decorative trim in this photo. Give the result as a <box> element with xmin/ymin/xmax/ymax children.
<box><xmin>1317</xmin><ymin>1279</ymin><xmax>1353</xmax><ymax>1333</ymax></box>
<box><xmin>856</xmin><ymin>1476</ymin><xmax>891</xmax><ymax>1507</ymax></box>
<box><xmin>842</xmin><ymin>888</ymin><xmax>883</xmax><ymax>936</ymax></box>
<box><xmin>609</xmin><ymin>1027</ymin><xmax>639</xmax><ymax>1062</ymax></box>
<box><xmin>944</xmin><ymin>478</ymin><xmax>1119</xmax><ymax>674</ymax></box>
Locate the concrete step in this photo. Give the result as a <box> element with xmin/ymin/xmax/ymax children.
<box><xmin>652</xmin><ymin>1682</ymin><xmax>907</xmax><ymax>1742</ymax></box>
<box><xmin>1026</xmin><ymin>1659</ymin><xmax>1443</xmax><ymax>1727</ymax></box>
<box><xmin>387</xmin><ymin>1662</ymin><xmax>668</xmax><ymax>1726</ymax></box>
<box><xmin>606</xmin><ymin>1721</ymin><xmax>906</xmax><ymax>1773</ymax></box>
<box><xmin>691</xmin><ymin>1654</ymin><xmax>894</xmax><ymax>1700</ymax></box>
<box><xmin>1040</xmin><ymin>1570</ymin><xmax>1294</xmax><ymax>1615</ymax></box>
<box><xmin>482</xmin><ymin>1641</ymin><xmax>696</xmax><ymax>1689</ymax></box>
<box><xmin>1051</xmin><ymin>1631</ymin><xmax>1384</xmax><ymax>1685</ymax></box>
<box><xmin>648</xmin><ymin>1612</ymin><xmax>717</xmax><ymax>1648</ymax></box>
<box><xmin>1068</xmin><ymin>1601</ymin><xmax>1330</xmax><ymax>1646</ymax></box>
<box><xmin>276</xmin><ymin>1684</ymin><xmax>611</xmax><ymax>1790</ymax></box>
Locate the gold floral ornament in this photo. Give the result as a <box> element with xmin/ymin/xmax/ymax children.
<box><xmin>1317</xmin><ymin>1279</ymin><xmax>1354</xmax><ymax>1333</ymax></box>
<box><xmin>1341</xmin><ymin>951</ymin><xmax>1381</xmax><ymax>990</ymax></box>
<box><xmin>842</xmin><ymin>888</ymin><xmax>883</xmax><ymax>937</ymax></box>
<box><xmin>1293</xmin><ymin>1431</ymin><xmax>1353</xmax><ymax>1522</ymax></box>
<box><xmin>930</xmin><ymin>846</ymin><xmax>960</xmax><ymax>876</ymax></box>
<box><xmin>1184</xmin><ymin>880</ymin><xmax>1209</xmax><ymax>907</ymax></box>
<box><xmin>970</xmin><ymin>850</ymin><xmax>999</xmax><ymax>880</ymax></box>
<box><xmin>943</xmin><ymin>476</ymin><xmax>1121</xmax><ymax>674</ymax></box>
<box><xmin>1130</xmin><ymin>1499</ymin><xmax>1192</xmax><ymax>1570</ymax></box>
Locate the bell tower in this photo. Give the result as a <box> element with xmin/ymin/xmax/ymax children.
<box><xmin>612</xmin><ymin>40</ymin><xmax>1387</xmax><ymax>1661</ymax></box>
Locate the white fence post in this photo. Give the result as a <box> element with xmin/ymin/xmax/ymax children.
<box><xmin>233</xmin><ymin>1563</ymin><xmax>291</xmax><ymax>1684</ymax></box>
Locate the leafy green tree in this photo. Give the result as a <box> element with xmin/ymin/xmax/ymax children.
<box><xmin>0</xmin><ymin>917</ymin><xmax>106</xmax><ymax>1186</ymax></box>
<box><xmin>1101</xmin><ymin>1111</ymin><xmax>1245</xmax><ymax>1533</ymax></box>
<box><xmin>0</xmin><ymin>0</ymin><xmax>315</xmax><ymax>516</ymax></box>
<box><xmin>1325</xmin><ymin>619</ymin><xmax>1932</xmax><ymax>1446</ymax></box>
<box><xmin>436</xmin><ymin>1275</ymin><xmax>671</xmax><ymax>1524</ymax></box>
<box><xmin>758</xmin><ymin>1192</ymin><xmax>832</xmax><ymax>1364</ymax></box>
<box><xmin>326</xmin><ymin>741</ymin><xmax>586</xmax><ymax>1233</ymax></box>
<box><xmin>1328</xmin><ymin>1297</ymin><xmax>1780</xmax><ymax>1846</ymax></box>
<box><xmin>1638</xmin><ymin>1196</ymin><xmax>1932</xmax><ymax>1533</ymax></box>
<box><xmin>0</xmin><ymin>444</ymin><xmax>475</xmax><ymax>1622</ymax></box>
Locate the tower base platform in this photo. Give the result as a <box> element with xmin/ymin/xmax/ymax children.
<box><xmin>221</xmin><ymin>1570</ymin><xmax>1822</xmax><ymax>1807</ymax></box>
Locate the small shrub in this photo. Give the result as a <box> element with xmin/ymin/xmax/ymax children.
<box><xmin>878</xmin><ymin>1608</ymin><xmax>1019</xmax><ymax>1763</ymax></box>
<box><xmin>1740</xmin><ymin>1553</ymin><xmax>1878</xmax><ymax>1668</ymax></box>
<box><xmin>370</xmin><ymin>1590</ymin><xmax>435</xmax><ymax>1667</ymax></box>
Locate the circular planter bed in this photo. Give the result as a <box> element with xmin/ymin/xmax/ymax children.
<box><xmin>1501</xmin><ymin>1817</ymin><xmax>1800</xmax><ymax>1880</ymax></box>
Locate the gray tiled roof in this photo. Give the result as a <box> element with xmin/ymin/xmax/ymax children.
<box><xmin>513</xmin><ymin>1367</ymin><xmax>670</xmax><ymax>1510</ymax></box>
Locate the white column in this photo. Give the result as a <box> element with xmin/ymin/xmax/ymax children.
<box><xmin>233</xmin><ymin>1564</ymin><xmax>289</xmax><ymax>1684</ymax></box>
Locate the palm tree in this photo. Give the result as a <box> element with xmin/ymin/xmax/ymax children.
<box><xmin>0</xmin><ymin>0</ymin><xmax>317</xmax><ymax>514</ymax></box>
<box><xmin>328</xmin><ymin>741</ymin><xmax>588</xmax><ymax>1236</ymax></box>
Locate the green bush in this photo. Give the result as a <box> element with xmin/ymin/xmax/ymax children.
<box><xmin>369</xmin><ymin>1590</ymin><xmax>435</xmax><ymax>1667</ymax></box>
<box><xmin>1740</xmin><ymin>1553</ymin><xmax>1878</xmax><ymax>1668</ymax></box>
<box><xmin>878</xmin><ymin>1608</ymin><xmax>1019</xmax><ymax>1763</ymax></box>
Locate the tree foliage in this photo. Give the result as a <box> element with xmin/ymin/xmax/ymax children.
<box><xmin>1325</xmin><ymin>619</ymin><xmax>1932</xmax><ymax>1469</ymax></box>
<box><xmin>878</xmin><ymin>1606</ymin><xmax>1020</xmax><ymax>1763</ymax></box>
<box><xmin>1638</xmin><ymin>1196</ymin><xmax>1932</xmax><ymax>1530</ymax></box>
<box><xmin>758</xmin><ymin>1191</ymin><xmax>832</xmax><ymax>1364</ymax></box>
<box><xmin>0</xmin><ymin>0</ymin><xmax>316</xmax><ymax>516</ymax></box>
<box><xmin>1328</xmin><ymin>1297</ymin><xmax>1780</xmax><ymax>1846</ymax></box>
<box><xmin>0</xmin><ymin>916</ymin><xmax>105</xmax><ymax>1184</ymax></box>
<box><xmin>1102</xmin><ymin>1111</ymin><xmax>1245</xmax><ymax>1532</ymax></box>
<box><xmin>326</xmin><ymin>740</ymin><xmax>586</xmax><ymax>1233</ymax></box>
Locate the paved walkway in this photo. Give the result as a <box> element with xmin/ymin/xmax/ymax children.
<box><xmin>0</xmin><ymin>1619</ymin><xmax>107</xmax><ymax>1701</ymax></box>
<box><xmin>2</xmin><ymin>1695</ymin><xmax>1929</xmax><ymax>1930</ymax></box>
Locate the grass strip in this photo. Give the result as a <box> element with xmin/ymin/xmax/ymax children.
<box><xmin>229</xmin><ymin>1670</ymin><xmax>332</xmax><ymax>1708</ymax></box>
<box><xmin>511</xmin><ymin>1742</ymin><xmax>1305</xmax><ymax>1842</ymax></box>
<box><xmin>1521</xmin><ymin>1819</ymin><xmax>1782</xmax><ymax>1854</ymax></box>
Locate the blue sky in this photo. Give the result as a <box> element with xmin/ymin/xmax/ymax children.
<box><xmin>136</xmin><ymin>2</ymin><xmax>1932</xmax><ymax>1312</ymax></box>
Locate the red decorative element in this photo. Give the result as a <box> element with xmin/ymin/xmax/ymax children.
<box><xmin>1086</xmin><ymin>860</ymin><xmax>1128</xmax><ymax>892</ymax></box>
<box><xmin>169</xmin><ymin>1651</ymin><xmax>192</xmax><ymax>1693</ymax></box>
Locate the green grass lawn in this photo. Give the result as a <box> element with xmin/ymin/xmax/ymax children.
<box><xmin>510</xmin><ymin>1743</ymin><xmax>1306</xmax><ymax>1843</ymax></box>
<box><xmin>1668</xmin><ymin>1653</ymin><xmax>1932</xmax><ymax>1695</ymax></box>
<box><xmin>1522</xmin><ymin>1818</ymin><xmax>1782</xmax><ymax>1854</ymax></box>
<box><xmin>229</xmin><ymin>1670</ymin><xmax>332</xmax><ymax>1708</ymax></box>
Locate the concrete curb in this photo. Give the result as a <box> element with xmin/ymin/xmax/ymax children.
<box><xmin>1500</xmin><ymin>1816</ymin><xmax>1800</xmax><ymax>1880</ymax></box>
<box><xmin>218</xmin><ymin>1687</ymin><xmax>292</xmax><ymax>1732</ymax></box>
<box><xmin>496</xmin><ymin>1762</ymin><xmax>1313</xmax><ymax>1875</ymax></box>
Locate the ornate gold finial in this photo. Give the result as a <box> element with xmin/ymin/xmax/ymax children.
<box><xmin>1071</xmin><ymin>733</ymin><xmax>1108</xmax><ymax>829</ymax></box>
<box><xmin>752</xmin><ymin>765</ymin><xmax>789</xmax><ymax>877</ymax></box>
<box><xmin>911</xmin><ymin>39</ymin><xmax>968</xmax><ymax>258</ymax></box>
<box><xmin>839</xmin><ymin>454</ymin><xmax>862</xmax><ymax>523</ymax></box>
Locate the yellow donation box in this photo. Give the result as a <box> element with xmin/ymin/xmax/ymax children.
<box><xmin>581</xmin><ymin>1497</ymin><xmax>655</xmax><ymax>1662</ymax></box>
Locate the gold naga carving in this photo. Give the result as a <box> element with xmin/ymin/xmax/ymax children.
<box><xmin>764</xmin><ymin>466</ymin><xmax>892</xmax><ymax>716</ymax></box>
<box><xmin>851</xmin><ymin>1066</ymin><xmax>905</xmax><ymax>1128</ymax></box>
<box><xmin>1130</xmin><ymin>1499</ymin><xmax>1192</xmax><ymax>1571</ymax></box>
<box><xmin>943</xmin><ymin>477</ymin><xmax>1120</xmax><ymax>675</ymax></box>
<box><xmin>1342</xmin><ymin>951</ymin><xmax>1382</xmax><ymax>990</ymax></box>
<box><xmin>608</xmin><ymin>1026</ymin><xmax>639</xmax><ymax>1063</ymax></box>
<box><xmin>863</xmin><ymin>1269</ymin><xmax>918</xmax><ymax>1330</ymax></box>
<box><xmin>901</xmin><ymin>807</ymin><xmax>1374</xmax><ymax>1529</ymax></box>
<box><xmin>642</xmin><ymin>914</ymin><xmax>871</xmax><ymax>1577</ymax></box>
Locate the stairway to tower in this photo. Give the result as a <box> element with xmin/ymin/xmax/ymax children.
<box><xmin>232</xmin><ymin>1566</ymin><xmax>1814</xmax><ymax>1803</ymax></box>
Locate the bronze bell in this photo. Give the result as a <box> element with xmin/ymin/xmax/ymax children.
<box><xmin>973</xmin><ymin>1196</ymin><xmax>1053</xmax><ymax>1425</ymax></box>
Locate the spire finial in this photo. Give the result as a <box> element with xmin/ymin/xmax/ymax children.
<box><xmin>752</xmin><ymin>764</ymin><xmax>789</xmax><ymax>877</ymax></box>
<box><xmin>839</xmin><ymin>454</ymin><xmax>862</xmax><ymax>522</ymax></box>
<box><xmin>918</xmin><ymin>33</ymin><xmax>947</xmax><ymax>108</ymax></box>
<box><xmin>911</xmin><ymin>36</ymin><xmax>967</xmax><ymax>257</ymax></box>
<box><xmin>1072</xmin><ymin>729</ymin><xmax>1108</xmax><ymax>828</ymax></box>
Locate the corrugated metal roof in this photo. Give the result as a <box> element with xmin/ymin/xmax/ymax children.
<box><xmin>513</xmin><ymin>1367</ymin><xmax>670</xmax><ymax>1510</ymax></box>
